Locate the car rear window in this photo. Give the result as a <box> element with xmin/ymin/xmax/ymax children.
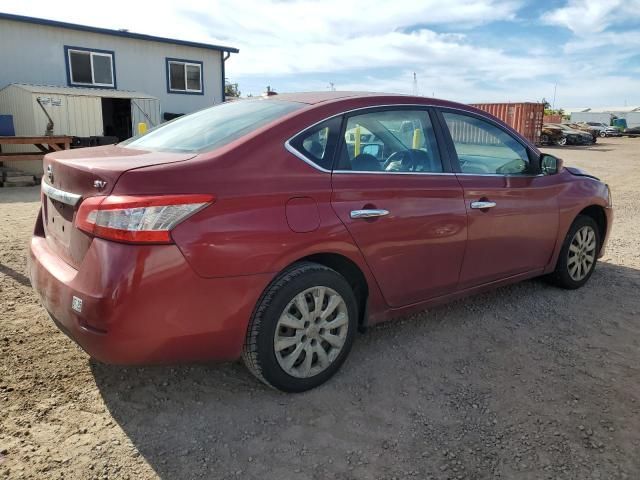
<box><xmin>123</xmin><ymin>99</ymin><xmax>303</xmax><ymax>153</ymax></box>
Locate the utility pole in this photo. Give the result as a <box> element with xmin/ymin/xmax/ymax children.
<box><xmin>412</xmin><ymin>72</ymin><xmax>418</xmax><ymax>96</ymax></box>
<box><xmin>328</xmin><ymin>82</ymin><xmax>336</xmax><ymax>91</ymax></box>
<box><xmin>552</xmin><ymin>83</ymin><xmax>557</xmax><ymax>111</ymax></box>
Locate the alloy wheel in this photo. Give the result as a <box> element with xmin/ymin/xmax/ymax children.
<box><xmin>567</xmin><ymin>226</ymin><xmax>597</xmax><ymax>281</ymax></box>
<box><xmin>274</xmin><ymin>286</ymin><xmax>349</xmax><ymax>378</ymax></box>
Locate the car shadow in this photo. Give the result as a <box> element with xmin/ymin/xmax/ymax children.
<box><xmin>0</xmin><ymin>263</ymin><xmax>31</xmax><ymax>287</ymax></box>
<box><xmin>91</xmin><ymin>261</ymin><xmax>640</xmax><ymax>479</ymax></box>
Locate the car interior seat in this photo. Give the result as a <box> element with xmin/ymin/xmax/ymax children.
<box><xmin>351</xmin><ymin>153</ymin><xmax>382</xmax><ymax>171</ymax></box>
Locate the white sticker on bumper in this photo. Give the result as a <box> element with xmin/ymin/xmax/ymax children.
<box><xmin>71</xmin><ymin>296</ymin><xmax>83</xmax><ymax>313</ymax></box>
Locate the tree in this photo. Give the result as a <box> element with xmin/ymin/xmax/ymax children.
<box><xmin>542</xmin><ymin>98</ymin><xmax>565</xmax><ymax>117</ymax></box>
<box><xmin>225</xmin><ymin>81</ymin><xmax>241</xmax><ymax>98</ymax></box>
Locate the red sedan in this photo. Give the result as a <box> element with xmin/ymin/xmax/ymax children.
<box><xmin>29</xmin><ymin>92</ymin><xmax>613</xmax><ymax>392</ymax></box>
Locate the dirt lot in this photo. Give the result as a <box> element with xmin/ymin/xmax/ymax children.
<box><xmin>1</xmin><ymin>137</ymin><xmax>639</xmax><ymax>480</ymax></box>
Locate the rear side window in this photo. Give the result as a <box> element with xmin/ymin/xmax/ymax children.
<box><xmin>288</xmin><ymin>117</ymin><xmax>342</xmax><ymax>170</ymax></box>
<box><xmin>123</xmin><ymin>100</ymin><xmax>302</xmax><ymax>153</ymax></box>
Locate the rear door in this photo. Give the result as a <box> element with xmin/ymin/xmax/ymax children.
<box><xmin>329</xmin><ymin>107</ymin><xmax>468</xmax><ymax>307</ymax></box>
<box><xmin>437</xmin><ymin>109</ymin><xmax>560</xmax><ymax>289</ymax></box>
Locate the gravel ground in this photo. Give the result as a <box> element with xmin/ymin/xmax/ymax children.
<box><xmin>1</xmin><ymin>137</ymin><xmax>639</xmax><ymax>480</ymax></box>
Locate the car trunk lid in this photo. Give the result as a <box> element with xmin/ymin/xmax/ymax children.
<box><xmin>40</xmin><ymin>145</ymin><xmax>197</xmax><ymax>269</ymax></box>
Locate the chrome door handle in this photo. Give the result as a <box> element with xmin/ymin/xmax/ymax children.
<box><xmin>470</xmin><ymin>201</ymin><xmax>497</xmax><ymax>209</ymax></box>
<box><xmin>350</xmin><ymin>209</ymin><xmax>390</xmax><ymax>219</ymax></box>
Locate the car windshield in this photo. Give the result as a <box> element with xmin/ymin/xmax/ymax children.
<box><xmin>123</xmin><ymin>99</ymin><xmax>303</xmax><ymax>153</ymax></box>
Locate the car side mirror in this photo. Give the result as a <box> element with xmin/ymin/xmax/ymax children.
<box><xmin>362</xmin><ymin>144</ymin><xmax>382</xmax><ymax>158</ymax></box>
<box><xmin>541</xmin><ymin>154</ymin><xmax>563</xmax><ymax>175</ymax></box>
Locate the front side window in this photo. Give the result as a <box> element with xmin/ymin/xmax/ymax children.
<box><xmin>167</xmin><ymin>59</ymin><xmax>203</xmax><ymax>94</ymax></box>
<box><xmin>123</xmin><ymin>99</ymin><xmax>302</xmax><ymax>153</ymax></box>
<box><xmin>442</xmin><ymin>112</ymin><xmax>531</xmax><ymax>175</ymax></box>
<box><xmin>66</xmin><ymin>47</ymin><xmax>115</xmax><ymax>87</ymax></box>
<box><xmin>338</xmin><ymin>109</ymin><xmax>443</xmax><ymax>173</ymax></box>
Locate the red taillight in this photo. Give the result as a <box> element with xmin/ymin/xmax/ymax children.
<box><xmin>75</xmin><ymin>194</ymin><xmax>214</xmax><ymax>244</ymax></box>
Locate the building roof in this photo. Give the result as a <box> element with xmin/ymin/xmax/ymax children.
<box><xmin>565</xmin><ymin>108</ymin><xmax>590</xmax><ymax>113</ymax></box>
<box><xmin>0</xmin><ymin>12</ymin><xmax>239</xmax><ymax>53</ymax></box>
<box><xmin>4</xmin><ymin>83</ymin><xmax>157</xmax><ymax>99</ymax></box>
<box><xmin>586</xmin><ymin>106</ymin><xmax>640</xmax><ymax>113</ymax></box>
<box><xmin>570</xmin><ymin>106</ymin><xmax>640</xmax><ymax>113</ymax></box>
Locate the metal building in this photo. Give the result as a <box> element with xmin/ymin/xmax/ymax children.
<box><xmin>0</xmin><ymin>84</ymin><xmax>162</xmax><ymax>173</ymax></box>
<box><xmin>0</xmin><ymin>12</ymin><xmax>238</xmax><ymax>175</ymax></box>
<box><xmin>0</xmin><ymin>13</ymin><xmax>238</xmax><ymax>114</ymax></box>
<box><xmin>570</xmin><ymin>107</ymin><xmax>640</xmax><ymax>127</ymax></box>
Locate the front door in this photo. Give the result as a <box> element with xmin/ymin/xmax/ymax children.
<box><xmin>330</xmin><ymin>108</ymin><xmax>468</xmax><ymax>307</ymax></box>
<box><xmin>439</xmin><ymin>110</ymin><xmax>560</xmax><ymax>289</ymax></box>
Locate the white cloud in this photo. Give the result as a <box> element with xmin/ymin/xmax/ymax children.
<box><xmin>4</xmin><ymin>0</ymin><xmax>640</xmax><ymax>107</ymax></box>
<box><xmin>542</xmin><ymin>0</ymin><xmax>640</xmax><ymax>34</ymax></box>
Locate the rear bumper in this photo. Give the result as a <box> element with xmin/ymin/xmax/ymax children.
<box><xmin>28</xmin><ymin>235</ymin><xmax>273</xmax><ymax>364</ymax></box>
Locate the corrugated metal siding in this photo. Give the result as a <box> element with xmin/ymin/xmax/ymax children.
<box><xmin>471</xmin><ymin>103</ymin><xmax>544</xmax><ymax>145</ymax></box>
<box><xmin>0</xmin><ymin>86</ymin><xmax>103</xmax><ymax>174</ymax></box>
<box><xmin>131</xmin><ymin>98</ymin><xmax>161</xmax><ymax>131</ymax></box>
<box><xmin>0</xmin><ymin>85</ymin><xmax>36</xmax><ymax>138</ymax></box>
<box><xmin>31</xmin><ymin>93</ymin><xmax>70</xmax><ymax>136</ymax></box>
<box><xmin>66</xmin><ymin>96</ymin><xmax>103</xmax><ymax>136</ymax></box>
<box><xmin>0</xmin><ymin>85</ymin><xmax>41</xmax><ymax>173</ymax></box>
<box><xmin>446</xmin><ymin>117</ymin><xmax>502</xmax><ymax>146</ymax></box>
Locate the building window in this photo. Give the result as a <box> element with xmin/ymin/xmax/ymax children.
<box><xmin>65</xmin><ymin>46</ymin><xmax>115</xmax><ymax>88</ymax></box>
<box><xmin>166</xmin><ymin>58</ymin><xmax>203</xmax><ymax>94</ymax></box>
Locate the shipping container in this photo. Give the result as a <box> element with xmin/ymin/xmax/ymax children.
<box><xmin>470</xmin><ymin>102</ymin><xmax>544</xmax><ymax>145</ymax></box>
<box><xmin>543</xmin><ymin>114</ymin><xmax>563</xmax><ymax>124</ymax></box>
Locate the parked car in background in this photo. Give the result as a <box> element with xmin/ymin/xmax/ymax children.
<box><xmin>567</xmin><ymin>123</ymin><xmax>599</xmax><ymax>143</ymax></box>
<box><xmin>540</xmin><ymin>124</ymin><xmax>567</xmax><ymax>145</ymax></box>
<box><xmin>623</xmin><ymin>126</ymin><xmax>640</xmax><ymax>135</ymax></box>
<box><xmin>581</xmin><ymin>122</ymin><xmax>621</xmax><ymax>137</ymax></box>
<box><xmin>546</xmin><ymin>123</ymin><xmax>595</xmax><ymax>145</ymax></box>
<box><xmin>29</xmin><ymin>92</ymin><xmax>613</xmax><ymax>392</ymax></box>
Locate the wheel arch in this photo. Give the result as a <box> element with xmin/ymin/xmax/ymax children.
<box><xmin>578</xmin><ymin>204</ymin><xmax>607</xmax><ymax>253</ymax></box>
<box><xmin>287</xmin><ymin>252</ymin><xmax>370</xmax><ymax>331</ymax></box>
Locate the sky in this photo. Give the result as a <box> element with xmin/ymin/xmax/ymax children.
<box><xmin>5</xmin><ymin>0</ymin><xmax>640</xmax><ymax>108</ymax></box>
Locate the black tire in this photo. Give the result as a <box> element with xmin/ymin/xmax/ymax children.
<box><xmin>242</xmin><ymin>261</ymin><xmax>358</xmax><ymax>392</ymax></box>
<box><xmin>547</xmin><ymin>215</ymin><xmax>600</xmax><ymax>289</ymax></box>
<box><xmin>599</xmin><ymin>130</ymin><xmax>607</xmax><ymax>138</ymax></box>
<box><xmin>556</xmin><ymin>136</ymin><xmax>567</xmax><ymax>146</ymax></box>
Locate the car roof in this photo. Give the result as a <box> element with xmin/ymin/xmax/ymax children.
<box><xmin>265</xmin><ymin>91</ymin><xmax>407</xmax><ymax>105</ymax></box>
<box><xmin>262</xmin><ymin>91</ymin><xmax>473</xmax><ymax>111</ymax></box>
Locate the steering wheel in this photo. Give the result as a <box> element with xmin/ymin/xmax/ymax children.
<box><xmin>383</xmin><ymin>149</ymin><xmax>425</xmax><ymax>172</ymax></box>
